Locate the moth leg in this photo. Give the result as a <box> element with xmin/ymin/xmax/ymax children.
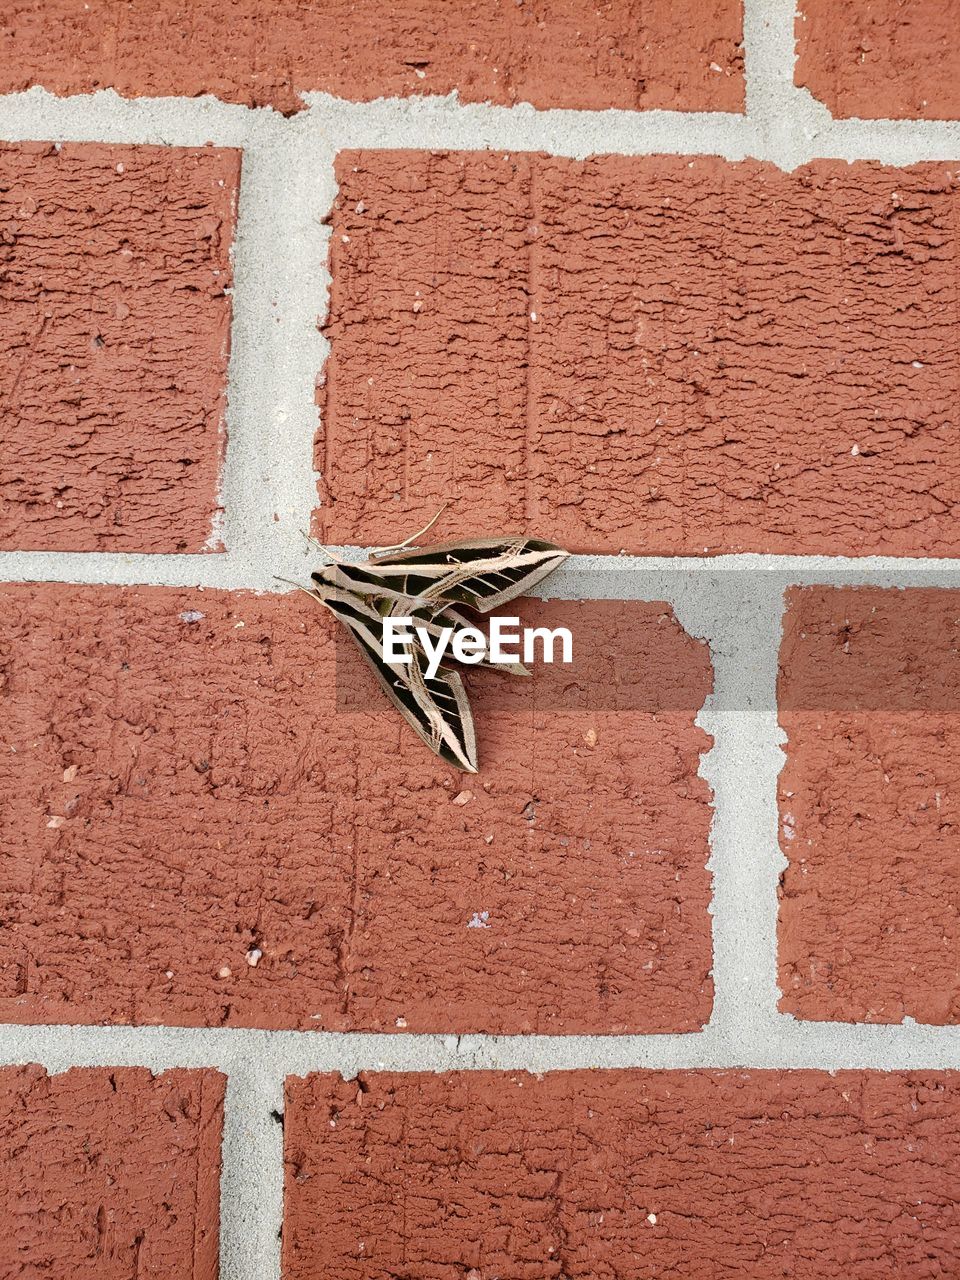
<box><xmin>273</xmin><ymin>576</ymin><xmax>327</xmax><ymax>603</ymax></box>
<box><xmin>300</xmin><ymin>529</ymin><xmax>347</xmax><ymax>564</ymax></box>
<box><xmin>371</xmin><ymin>503</ymin><xmax>448</xmax><ymax>557</ymax></box>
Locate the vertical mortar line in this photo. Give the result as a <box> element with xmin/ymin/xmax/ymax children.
<box><xmin>278</xmin><ymin>119</ymin><xmax>339</xmax><ymax>584</ymax></box>
<box><xmin>698</xmin><ymin>572</ymin><xmax>788</xmax><ymax>1053</ymax></box>
<box><xmin>210</xmin><ymin>112</ymin><xmax>277</xmax><ymax>569</ymax></box>
<box><xmin>216</xmin><ymin>112</ymin><xmax>331</xmax><ymax>592</ymax></box>
<box><xmin>741</xmin><ymin>0</ymin><xmax>830</xmax><ymax>168</ymax></box>
<box><xmin>278</xmin><ymin>119</ymin><xmax>338</xmax><ymax>585</ymax></box>
<box><xmin>218</xmin><ymin>1055</ymin><xmax>285</xmax><ymax>1280</ymax></box>
<box><xmin>213</xmin><ymin>115</ymin><xmax>340</xmax><ymax>1280</ymax></box>
<box><xmin>741</xmin><ymin>0</ymin><xmax>796</xmax><ymax>120</ymax></box>
<box><xmin>742</xmin><ymin>0</ymin><xmax>798</xmax><ymax>120</ymax></box>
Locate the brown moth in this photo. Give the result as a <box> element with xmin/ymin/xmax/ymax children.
<box><xmin>297</xmin><ymin>521</ymin><xmax>568</xmax><ymax>771</ymax></box>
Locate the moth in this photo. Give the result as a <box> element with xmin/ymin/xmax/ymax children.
<box><xmin>292</xmin><ymin>516</ymin><xmax>568</xmax><ymax>772</ymax></box>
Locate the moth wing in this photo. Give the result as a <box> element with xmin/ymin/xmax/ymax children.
<box><xmin>430</xmin><ymin>604</ymin><xmax>529</xmax><ymax>676</ymax></box>
<box><xmin>373</xmin><ymin>535</ymin><xmax>559</xmax><ymax>560</ymax></box>
<box><xmin>370</xmin><ymin>537</ymin><xmax>569</xmax><ymax>612</ymax></box>
<box><xmin>311</xmin><ymin>566</ymin><xmax>530</xmax><ymax>675</ymax></box>
<box><xmin>310</xmin><ymin>586</ymin><xmax>478</xmax><ymax>772</ymax></box>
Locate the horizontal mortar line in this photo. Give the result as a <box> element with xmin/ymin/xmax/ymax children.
<box><xmin>301</xmin><ymin>94</ymin><xmax>759</xmax><ymax>161</ymax></box>
<box><xmin>0</xmin><ymin>550</ymin><xmax>268</xmax><ymax>591</ymax></box>
<box><xmin>0</xmin><ymin>87</ymin><xmax>957</xmax><ymax>167</ymax></box>
<box><xmin>305</xmin><ymin>96</ymin><xmax>960</xmax><ymax>167</ymax></box>
<box><xmin>4</xmin><ymin>1022</ymin><xmax>960</xmax><ymax>1074</ymax></box>
<box><xmin>0</xmin><ymin>87</ymin><xmax>756</xmax><ymax>158</ymax></box>
<box><xmin>6</xmin><ymin>550</ymin><xmax>960</xmax><ymax>591</ymax></box>
<box><xmin>801</xmin><ymin>118</ymin><xmax>960</xmax><ymax>161</ymax></box>
<box><xmin>0</xmin><ymin>87</ymin><xmax>754</xmax><ymax>153</ymax></box>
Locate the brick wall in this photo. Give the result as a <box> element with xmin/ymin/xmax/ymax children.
<box><xmin>2</xmin><ymin>2</ymin><xmax>960</xmax><ymax>1277</ymax></box>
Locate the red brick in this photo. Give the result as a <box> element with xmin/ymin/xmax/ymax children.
<box><xmin>0</xmin><ymin>143</ymin><xmax>238</xmax><ymax>553</ymax></box>
<box><xmin>779</xmin><ymin>587</ymin><xmax>960</xmax><ymax>1023</ymax></box>
<box><xmin>0</xmin><ymin>584</ymin><xmax>713</xmax><ymax>1034</ymax></box>
<box><xmin>0</xmin><ymin>1</ymin><xmax>744</xmax><ymax>115</ymax></box>
<box><xmin>0</xmin><ymin>1065</ymin><xmax>223</xmax><ymax>1279</ymax></box>
<box><xmin>796</xmin><ymin>0</ymin><xmax>960</xmax><ymax>120</ymax></box>
<box><xmin>318</xmin><ymin>152</ymin><xmax>960</xmax><ymax>557</ymax></box>
<box><xmin>284</xmin><ymin>1068</ymin><xmax>960</xmax><ymax>1280</ymax></box>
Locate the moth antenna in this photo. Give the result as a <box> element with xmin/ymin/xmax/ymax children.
<box><xmin>273</xmin><ymin>576</ymin><xmax>325</xmax><ymax>602</ymax></box>
<box><xmin>373</xmin><ymin>503</ymin><xmax>448</xmax><ymax>557</ymax></box>
<box><xmin>300</xmin><ymin>529</ymin><xmax>346</xmax><ymax>564</ymax></box>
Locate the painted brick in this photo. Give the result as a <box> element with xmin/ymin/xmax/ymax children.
<box><xmin>796</xmin><ymin>0</ymin><xmax>960</xmax><ymax>120</ymax></box>
<box><xmin>284</xmin><ymin>1068</ymin><xmax>960</xmax><ymax>1279</ymax></box>
<box><xmin>0</xmin><ymin>1</ymin><xmax>744</xmax><ymax>115</ymax></box>
<box><xmin>0</xmin><ymin>584</ymin><xmax>713</xmax><ymax>1034</ymax></box>
<box><xmin>779</xmin><ymin>587</ymin><xmax>960</xmax><ymax>1024</ymax></box>
<box><xmin>318</xmin><ymin>151</ymin><xmax>960</xmax><ymax>557</ymax></box>
<box><xmin>0</xmin><ymin>142</ymin><xmax>238</xmax><ymax>553</ymax></box>
<box><xmin>0</xmin><ymin>1065</ymin><xmax>224</xmax><ymax>1279</ymax></box>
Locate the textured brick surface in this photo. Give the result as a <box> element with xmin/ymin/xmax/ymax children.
<box><xmin>0</xmin><ymin>143</ymin><xmax>238</xmax><ymax>552</ymax></box>
<box><xmin>779</xmin><ymin>587</ymin><xmax>960</xmax><ymax>1024</ymax></box>
<box><xmin>0</xmin><ymin>0</ymin><xmax>744</xmax><ymax>115</ymax></box>
<box><xmin>797</xmin><ymin>0</ymin><xmax>960</xmax><ymax>120</ymax></box>
<box><xmin>318</xmin><ymin>152</ymin><xmax>960</xmax><ymax>557</ymax></box>
<box><xmin>284</xmin><ymin>1068</ymin><xmax>960</xmax><ymax>1280</ymax></box>
<box><xmin>0</xmin><ymin>584</ymin><xmax>713</xmax><ymax>1034</ymax></box>
<box><xmin>0</xmin><ymin>1065</ymin><xmax>224</xmax><ymax>1279</ymax></box>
